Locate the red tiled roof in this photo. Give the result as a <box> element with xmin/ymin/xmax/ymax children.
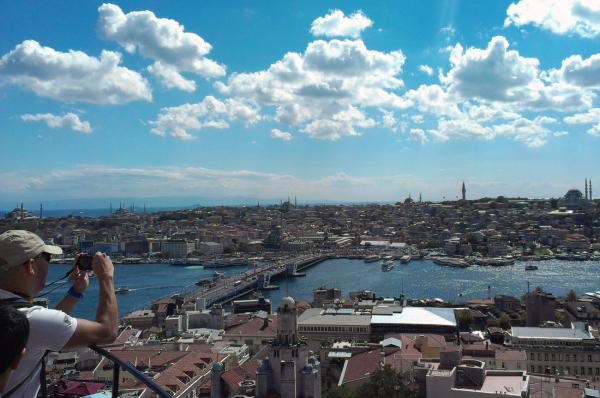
<box><xmin>224</xmin><ymin>315</ymin><xmax>277</xmax><ymax>337</ymax></box>
<box><xmin>221</xmin><ymin>360</ymin><xmax>261</xmax><ymax>390</ymax></box>
<box><xmin>341</xmin><ymin>348</ymin><xmax>400</xmax><ymax>384</ymax></box>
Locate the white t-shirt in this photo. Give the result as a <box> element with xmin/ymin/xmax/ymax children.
<box><xmin>0</xmin><ymin>289</ymin><xmax>77</xmax><ymax>397</ymax></box>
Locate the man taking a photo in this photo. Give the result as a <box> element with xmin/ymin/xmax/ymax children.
<box><xmin>0</xmin><ymin>230</ymin><xmax>118</xmax><ymax>397</ymax></box>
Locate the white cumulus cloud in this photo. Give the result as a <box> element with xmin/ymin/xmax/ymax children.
<box><xmin>21</xmin><ymin>112</ymin><xmax>92</xmax><ymax>133</ymax></box>
<box><xmin>310</xmin><ymin>10</ymin><xmax>373</xmax><ymax>38</ymax></box>
<box><xmin>564</xmin><ymin>108</ymin><xmax>600</xmax><ymax>137</ymax></box>
<box><xmin>443</xmin><ymin>36</ymin><xmax>540</xmax><ymax>102</ymax></box>
<box><xmin>505</xmin><ymin>0</ymin><xmax>600</xmax><ymax>38</ymax></box>
<box><xmin>419</xmin><ymin>64</ymin><xmax>434</xmax><ymax>75</ymax></box>
<box><xmin>216</xmin><ymin>38</ymin><xmax>407</xmax><ymax>140</ymax></box>
<box><xmin>0</xmin><ymin>40</ymin><xmax>151</xmax><ymax>104</ymax></box>
<box><xmin>149</xmin><ymin>96</ymin><xmax>261</xmax><ymax>140</ymax></box>
<box><xmin>97</xmin><ymin>3</ymin><xmax>225</xmax><ymax>91</ymax></box>
<box><xmin>409</xmin><ymin>128</ymin><xmax>427</xmax><ymax>143</ymax></box>
<box><xmin>270</xmin><ymin>128</ymin><xmax>293</xmax><ymax>141</ymax></box>
<box><xmin>557</xmin><ymin>53</ymin><xmax>600</xmax><ymax>87</ymax></box>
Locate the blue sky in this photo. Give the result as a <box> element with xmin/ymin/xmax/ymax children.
<box><xmin>1</xmin><ymin>0</ymin><xmax>599</xmax><ymax>204</ymax></box>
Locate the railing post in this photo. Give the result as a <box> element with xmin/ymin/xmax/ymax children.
<box><xmin>112</xmin><ymin>362</ymin><xmax>120</xmax><ymax>397</ymax></box>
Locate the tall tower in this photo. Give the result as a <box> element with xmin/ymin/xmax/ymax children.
<box><xmin>590</xmin><ymin>179</ymin><xmax>593</xmax><ymax>200</ymax></box>
<box><xmin>461</xmin><ymin>182</ymin><xmax>466</xmax><ymax>201</ymax></box>
<box><xmin>585</xmin><ymin>178</ymin><xmax>589</xmax><ymax>200</ymax></box>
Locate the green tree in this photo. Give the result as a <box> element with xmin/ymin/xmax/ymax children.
<box><xmin>353</xmin><ymin>365</ymin><xmax>415</xmax><ymax>398</ymax></box>
<box><xmin>324</xmin><ymin>385</ymin><xmax>355</xmax><ymax>398</ymax></box>
<box><xmin>566</xmin><ymin>289</ymin><xmax>577</xmax><ymax>302</ymax></box>
<box><xmin>456</xmin><ymin>309</ymin><xmax>473</xmax><ymax>331</ymax></box>
<box><xmin>499</xmin><ymin>312</ymin><xmax>511</xmax><ymax>330</ymax></box>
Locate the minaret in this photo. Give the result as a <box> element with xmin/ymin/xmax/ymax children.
<box><xmin>585</xmin><ymin>178</ymin><xmax>589</xmax><ymax>200</ymax></box>
<box><xmin>590</xmin><ymin>179</ymin><xmax>593</xmax><ymax>200</ymax></box>
<box><xmin>40</xmin><ymin>202</ymin><xmax>43</xmax><ymax>220</ymax></box>
<box><xmin>419</xmin><ymin>193</ymin><xmax>422</xmax><ymax>203</ymax></box>
<box><xmin>461</xmin><ymin>182</ymin><xmax>466</xmax><ymax>201</ymax></box>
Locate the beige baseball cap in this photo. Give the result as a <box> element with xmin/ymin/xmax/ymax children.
<box><xmin>0</xmin><ymin>230</ymin><xmax>63</xmax><ymax>272</ymax></box>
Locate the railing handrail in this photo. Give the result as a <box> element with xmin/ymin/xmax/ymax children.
<box><xmin>89</xmin><ymin>344</ymin><xmax>172</xmax><ymax>398</ymax></box>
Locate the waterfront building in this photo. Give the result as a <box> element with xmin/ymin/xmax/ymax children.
<box><xmin>254</xmin><ymin>297</ymin><xmax>322</xmax><ymax>398</ymax></box>
<box><xmin>506</xmin><ymin>324</ymin><xmax>600</xmax><ymax>378</ymax></box>
<box><xmin>197</xmin><ymin>241</ymin><xmax>224</xmax><ymax>255</ymax></box>
<box><xmin>312</xmin><ymin>285</ymin><xmax>342</xmax><ymax>307</ymax></box>
<box><xmin>162</xmin><ymin>239</ymin><xmax>195</xmax><ymax>257</ymax></box>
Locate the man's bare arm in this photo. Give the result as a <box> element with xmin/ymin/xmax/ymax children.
<box><xmin>63</xmin><ymin>253</ymin><xmax>118</xmax><ymax>349</ymax></box>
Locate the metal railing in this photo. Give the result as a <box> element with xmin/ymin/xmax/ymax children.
<box><xmin>45</xmin><ymin>345</ymin><xmax>172</xmax><ymax>397</ymax></box>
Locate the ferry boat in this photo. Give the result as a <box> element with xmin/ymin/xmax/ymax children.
<box><xmin>382</xmin><ymin>260</ymin><xmax>394</xmax><ymax>271</ymax></box>
<box><xmin>525</xmin><ymin>265</ymin><xmax>538</xmax><ymax>271</ymax></box>
<box><xmin>364</xmin><ymin>255</ymin><xmax>380</xmax><ymax>263</ymax></box>
<box><xmin>203</xmin><ymin>257</ymin><xmax>247</xmax><ymax>268</ymax></box>
<box><xmin>476</xmin><ymin>257</ymin><xmax>515</xmax><ymax>266</ymax></box>
<box><xmin>400</xmin><ymin>255</ymin><xmax>411</xmax><ymax>264</ymax></box>
<box><xmin>431</xmin><ymin>257</ymin><xmax>470</xmax><ymax>268</ymax></box>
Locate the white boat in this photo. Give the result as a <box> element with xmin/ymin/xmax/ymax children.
<box><xmin>382</xmin><ymin>260</ymin><xmax>394</xmax><ymax>271</ymax></box>
<box><xmin>400</xmin><ymin>255</ymin><xmax>411</xmax><ymax>264</ymax></box>
<box><xmin>364</xmin><ymin>255</ymin><xmax>380</xmax><ymax>263</ymax></box>
<box><xmin>115</xmin><ymin>287</ymin><xmax>130</xmax><ymax>294</ymax></box>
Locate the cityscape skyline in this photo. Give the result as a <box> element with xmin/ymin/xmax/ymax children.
<box><xmin>1</xmin><ymin>1</ymin><xmax>600</xmax><ymax>203</ymax></box>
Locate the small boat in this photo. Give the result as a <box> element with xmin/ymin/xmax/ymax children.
<box><xmin>400</xmin><ymin>255</ymin><xmax>411</xmax><ymax>264</ymax></box>
<box><xmin>525</xmin><ymin>265</ymin><xmax>538</xmax><ymax>271</ymax></box>
<box><xmin>364</xmin><ymin>255</ymin><xmax>380</xmax><ymax>263</ymax></box>
<box><xmin>382</xmin><ymin>260</ymin><xmax>394</xmax><ymax>271</ymax></box>
<box><xmin>115</xmin><ymin>287</ymin><xmax>130</xmax><ymax>294</ymax></box>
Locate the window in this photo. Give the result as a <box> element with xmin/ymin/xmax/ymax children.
<box><xmin>566</xmin><ymin>354</ymin><xmax>570</xmax><ymax>362</ymax></box>
<box><xmin>538</xmin><ymin>366</ymin><xmax>543</xmax><ymax>373</ymax></box>
<box><xmin>531</xmin><ymin>365</ymin><xmax>535</xmax><ymax>372</ymax></box>
<box><xmin>589</xmin><ymin>355</ymin><xmax>593</xmax><ymax>362</ymax></box>
<box><xmin>551</xmin><ymin>354</ymin><xmax>555</xmax><ymax>361</ymax></box>
<box><xmin>538</xmin><ymin>353</ymin><xmax>542</xmax><ymax>361</ymax></box>
<box><xmin>596</xmin><ymin>368</ymin><xmax>599</xmax><ymax>375</ymax></box>
<box><xmin>530</xmin><ymin>353</ymin><xmax>535</xmax><ymax>361</ymax></box>
<box><xmin>581</xmin><ymin>367</ymin><xmax>585</xmax><ymax>375</ymax></box>
<box><xmin>544</xmin><ymin>353</ymin><xmax>549</xmax><ymax>361</ymax></box>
